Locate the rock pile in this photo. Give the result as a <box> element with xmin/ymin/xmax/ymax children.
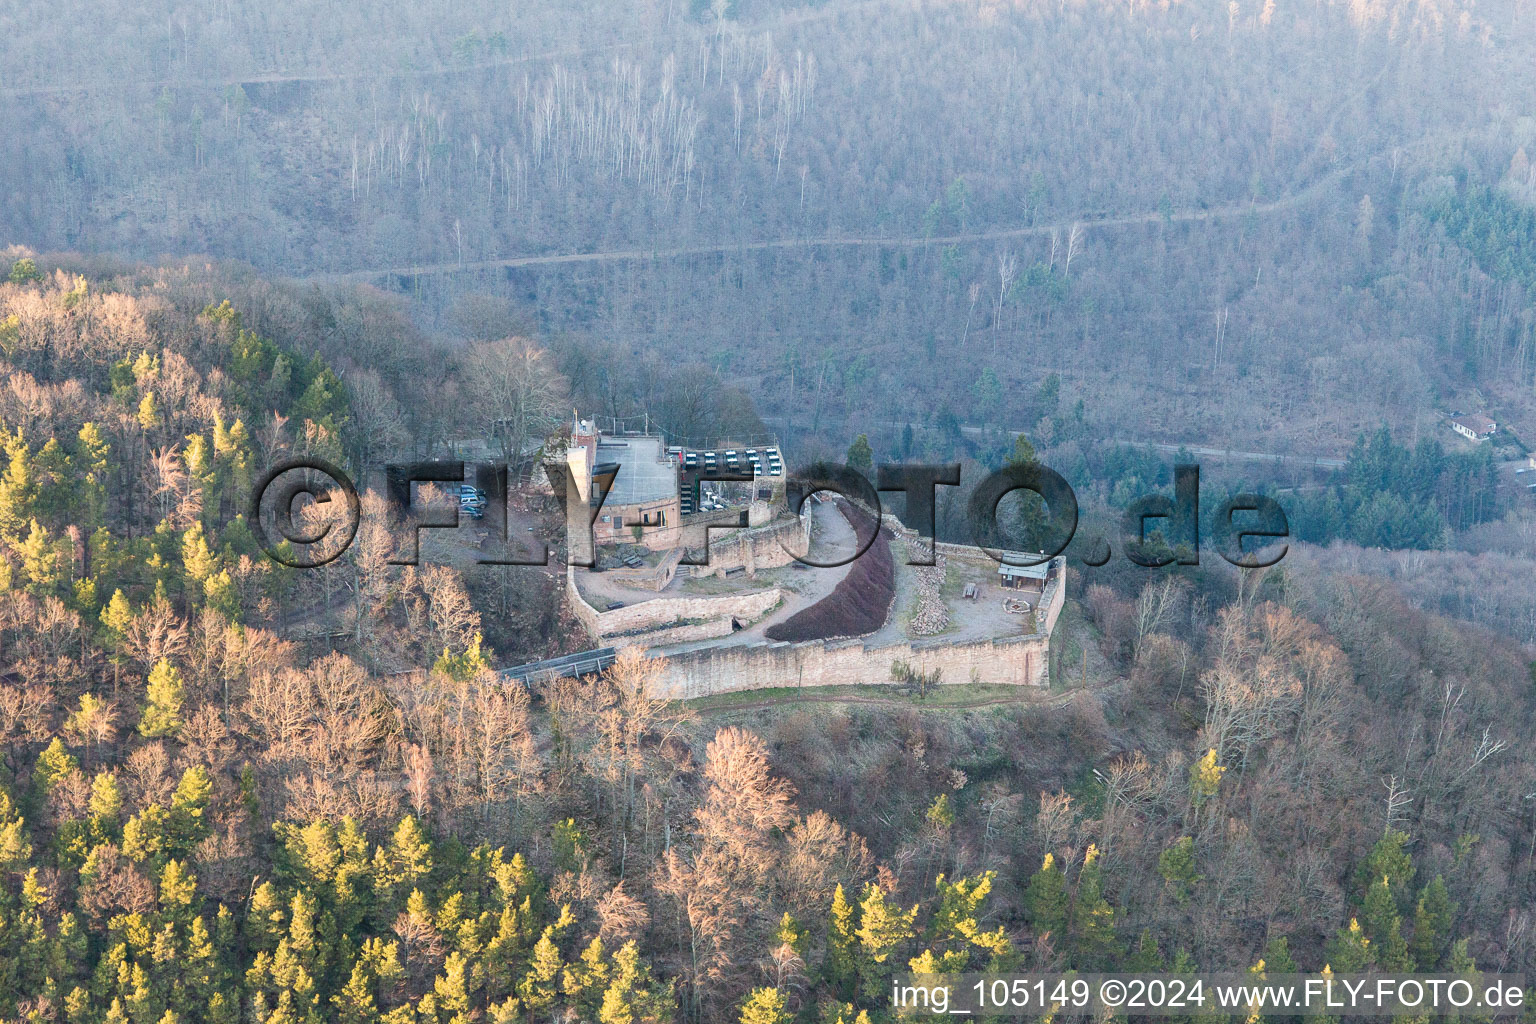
<box><xmin>905</xmin><ymin>539</ymin><xmax>950</xmax><ymax>636</ymax></box>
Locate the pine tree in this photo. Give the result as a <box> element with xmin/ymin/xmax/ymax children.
<box><xmin>247</xmin><ymin>882</ymin><xmax>288</xmax><ymax>953</ymax></box>
<box><xmin>138</xmin><ymin>392</ymin><xmax>161</xmax><ymax>431</ymax></box>
<box><xmin>181</xmin><ymin>522</ymin><xmax>217</xmax><ymax>586</ymax></box>
<box><xmin>1324</xmin><ymin>919</ymin><xmax>1372</xmax><ymax>973</ymax></box>
<box><xmin>33</xmin><ymin>737</ymin><xmax>79</xmax><ymax>792</ymax></box>
<box><xmin>1445</xmin><ymin>937</ymin><xmax>1477</xmax><ymax>976</ymax></box>
<box><xmin>100</xmin><ymin>589</ymin><xmax>133</xmax><ymax>692</ymax></box>
<box><xmin>0</xmin><ymin>433</ymin><xmax>37</xmax><ymax>541</ymax></box>
<box><xmin>169</xmin><ymin>765</ymin><xmax>213</xmax><ymax>851</ymax></box>
<box><xmin>1007</xmin><ymin>433</ymin><xmax>1038</xmax><ymax>467</ymax></box>
<box><xmin>826</xmin><ymin>883</ymin><xmax>857</xmax><ymax>995</ymax></box>
<box><xmin>927</xmin><ymin>872</ymin><xmax>1008</xmax><ymax>966</ymax></box>
<box><xmin>1189</xmin><ymin>749</ymin><xmax>1225</xmax><ymax>807</ymax></box>
<box><xmin>854</xmin><ymin>883</ymin><xmax>917</xmax><ymax>999</ymax></box>
<box><xmin>1158</xmin><ymin>837</ymin><xmax>1200</xmax><ymax>902</ymax></box>
<box><xmin>375</xmin><ymin>816</ymin><xmax>433</xmax><ymax>910</ymax></box>
<box><xmin>562</xmin><ymin>938</ymin><xmax>609</xmax><ymax>1019</ymax></box>
<box><xmin>332</xmin><ymin>961</ymin><xmax>381</xmax><ymax>1024</ymax></box>
<box><xmin>18</xmin><ymin>519</ymin><xmax>63</xmax><ymax>595</ymax></box>
<box><xmin>925</xmin><ymin>793</ymin><xmax>954</xmax><ymax>832</ymax></box>
<box><xmin>1357</xmin><ymin>830</ymin><xmax>1415</xmax><ymax>908</ymax></box>
<box><xmin>775</xmin><ymin>911</ymin><xmax>808</xmax><ymax>960</ymax></box>
<box><xmin>1411</xmin><ymin>876</ymin><xmax>1456</xmax><ymax>970</ymax></box>
<box><xmin>76</xmin><ymin>422</ymin><xmax>110</xmax><ymax>528</ymax></box>
<box><xmin>9</xmin><ymin>257</ymin><xmax>40</xmax><ymax>284</ymax></box>
<box><xmin>434</xmin><ymin>952</ymin><xmax>473</xmax><ymax>1018</ymax></box>
<box><xmin>517</xmin><ymin>927</ymin><xmax>564</xmax><ymax>1016</ymax></box>
<box><xmin>433</xmin><ymin>632</ymin><xmax>491</xmax><ymax>683</ymax></box>
<box><xmin>1070</xmin><ymin>844</ymin><xmax>1120</xmax><ymax>966</ymax></box>
<box><xmin>597</xmin><ymin>986</ymin><xmax>632</xmax><ymax>1024</ymax></box>
<box><xmin>89</xmin><ymin>771</ymin><xmax>123</xmax><ymax>840</ymax></box>
<box><xmin>183</xmin><ymin>434</ymin><xmax>216</xmax><ymax>516</ymax></box>
<box><xmin>121</xmin><ymin>803</ymin><xmax>173</xmax><ymax>866</ymax></box>
<box><xmin>1025</xmin><ymin>853</ymin><xmax>1069</xmax><ymax>940</ymax></box>
<box><xmin>140</xmin><ymin>658</ymin><xmax>185</xmax><ymax>737</ymax></box>
<box><xmin>1363</xmin><ymin>875</ymin><xmax>1398</xmax><ymax>938</ymax></box>
<box><xmin>846</xmin><ymin>435</ymin><xmax>873</xmax><ymax>475</ymax></box>
<box><xmin>158</xmin><ymin>860</ymin><xmax>197</xmax><ymax>914</ymax></box>
<box><xmin>1127</xmin><ymin>930</ymin><xmax>1165</xmax><ymax>971</ymax></box>
<box><xmin>739</xmin><ymin>987</ymin><xmax>792</xmax><ymax>1024</ymax></box>
<box><xmin>34</xmin><ymin>436</ymin><xmax>73</xmax><ymax>522</ymax></box>
<box><xmin>1261</xmin><ymin>936</ymin><xmax>1296</xmax><ymax>973</ymax></box>
<box><xmin>203</xmin><ymin>570</ymin><xmax>239</xmax><ymax>621</ymax></box>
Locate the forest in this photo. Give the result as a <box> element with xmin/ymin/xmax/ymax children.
<box><xmin>0</xmin><ymin>245</ymin><xmax>1528</xmax><ymax>1024</ymax></box>
<box><xmin>4</xmin><ymin>0</ymin><xmax>1536</xmax><ymax>1021</ymax></box>
<box><xmin>5</xmin><ymin>0</ymin><xmax>1536</xmax><ymax>455</ymax></box>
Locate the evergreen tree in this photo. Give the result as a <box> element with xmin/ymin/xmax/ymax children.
<box><xmin>1127</xmin><ymin>930</ymin><xmax>1165</xmax><ymax>971</ymax></box>
<box><xmin>854</xmin><ymin>883</ymin><xmax>917</xmax><ymax>998</ymax></box>
<box><xmin>140</xmin><ymin>659</ymin><xmax>185</xmax><ymax>738</ymax></box>
<box><xmin>18</xmin><ymin>519</ymin><xmax>63</xmax><ymax>595</ymax></box>
<box><xmin>1070</xmin><ymin>844</ymin><xmax>1120</xmax><ymax>966</ymax></box>
<box><xmin>739</xmin><ymin>987</ymin><xmax>792</xmax><ymax>1024</ymax></box>
<box><xmin>138</xmin><ymin>392</ymin><xmax>161</xmax><ymax>431</ymax></box>
<box><xmin>1411</xmin><ymin>876</ymin><xmax>1456</xmax><ymax>970</ymax></box>
<box><xmin>33</xmin><ymin>737</ymin><xmax>78</xmax><ymax>792</ymax></box>
<box><xmin>100</xmin><ymin>589</ymin><xmax>133</xmax><ymax>694</ymax></box>
<box><xmin>1357</xmin><ymin>830</ymin><xmax>1415</xmax><ymax>909</ymax></box>
<box><xmin>825</xmin><ymin>883</ymin><xmax>857</xmax><ymax>995</ymax></box>
<box><xmin>9</xmin><ymin>257</ymin><xmax>40</xmax><ymax>284</ymax></box>
<box><xmin>332</xmin><ymin>962</ymin><xmax>380</xmax><ymax>1024</ymax></box>
<box><xmin>1324</xmin><ymin>919</ymin><xmax>1373</xmax><ymax>973</ymax></box>
<box><xmin>0</xmin><ymin>433</ymin><xmax>37</xmax><ymax>541</ymax></box>
<box><xmin>1189</xmin><ymin>749</ymin><xmax>1225</xmax><ymax>807</ymax></box>
<box><xmin>1159</xmin><ymin>836</ymin><xmax>1200</xmax><ymax>902</ymax></box>
<box><xmin>434</xmin><ymin>951</ymin><xmax>473</xmax><ymax>1018</ymax></box>
<box><xmin>1261</xmin><ymin>936</ymin><xmax>1296</xmax><ymax>973</ymax></box>
<box><xmin>181</xmin><ymin>522</ymin><xmax>217</xmax><ymax>586</ymax></box>
<box><xmin>517</xmin><ymin>927</ymin><xmax>564</xmax><ymax>1017</ymax></box>
<box><xmin>75</xmin><ymin>422</ymin><xmax>110</xmax><ymax>528</ymax></box>
<box><xmin>89</xmin><ymin>771</ymin><xmax>124</xmax><ymax>841</ymax></box>
<box><xmin>846</xmin><ymin>434</ymin><xmax>873</xmax><ymax>475</ymax></box>
<box><xmin>158</xmin><ymin>860</ymin><xmax>198</xmax><ymax>915</ymax></box>
<box><xmin>169</xmin><ymin>766</ymin><xmax>213</xmax><ymax>851</ymax></box>
<box><xmin>1362</xmin><ymin>875</ymin><xmax>1413</xmax><ymax>971</ymax></box>
<box><xmin>1024</xmin><ymin>853</ymin><xmax>1069</xmax><ymax>940</ymax></box>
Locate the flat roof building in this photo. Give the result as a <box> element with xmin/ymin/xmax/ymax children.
<box><xmin>591</xmin><ymin>433</ymin><xmax>682</xmax><ymax>549</ymax></box>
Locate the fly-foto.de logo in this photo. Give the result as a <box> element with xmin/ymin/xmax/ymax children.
<box><xmin>248</xmin><ymin>458</ymin><xmax>1288</xmax><ymax>571</ymax></box>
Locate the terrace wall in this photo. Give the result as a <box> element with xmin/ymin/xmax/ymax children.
<box><xmin>689</xmin><ymin>513</ymin><xmax>811</xmax><ymax>578</ymax></box>
<box><xmin>646</xmin><ymin>631</ymin><xmax>1052</xmax><ymax>699</ymax></box>
<box><xmin>566</xmin><ymin>565</ymin><xmax>783</xmax><ymax>639</ymax></box>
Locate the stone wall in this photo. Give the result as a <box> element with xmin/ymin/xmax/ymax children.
<box><xmin>690</xmin><ymin>513</ymin><xmax>811</xmax><ymax>578</ymax></box>
<box><xmin>599</xmin><ymin>548</ymin><xmax>684</xmax><ymax>592</ymax></box>
<box><xmin>566</xmin><ymin>566</ymin><xmax>783</xmax><ymax>639</ymax></box>
<box><xmin>647</xmin><ymin>631</ymin><xmax>1051</xmax><ymax>699</ymax></box>
<box><xmin>617</xmin><ymin>616</ymin><xmax>737</xmax><ymax>647</ymax></box>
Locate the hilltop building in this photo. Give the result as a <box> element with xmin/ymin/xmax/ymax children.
<box><xmin>563</xmin><ymin>415</ymin><xmax>789</xmax><ymax>552</ymax></box>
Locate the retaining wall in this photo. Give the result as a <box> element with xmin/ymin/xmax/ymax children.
<box><xmin>689</xmin><ymin>513</ymin><xmax>811</xmax><ymax>578</ymax></box>
<box><xmin>567</xmin><ymin>565</ymin><xmax>782</xmax><ymax>639</ymax></box>
<box><xmin>645</xmin><ymin>631</ymin><xmax>1051</xmax><ymax>699</ymax></box>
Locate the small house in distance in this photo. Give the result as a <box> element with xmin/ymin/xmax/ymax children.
<box><xmin>1450</xmin><ymin>413</ymin><xmax>1497</xmax><ymax>442</ymax></box>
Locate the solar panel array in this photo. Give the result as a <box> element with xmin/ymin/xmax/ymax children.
<box><xmin>669</xmin><ymin>445</ymin><xmax>784</xmax><ymax>477</ymax></box>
